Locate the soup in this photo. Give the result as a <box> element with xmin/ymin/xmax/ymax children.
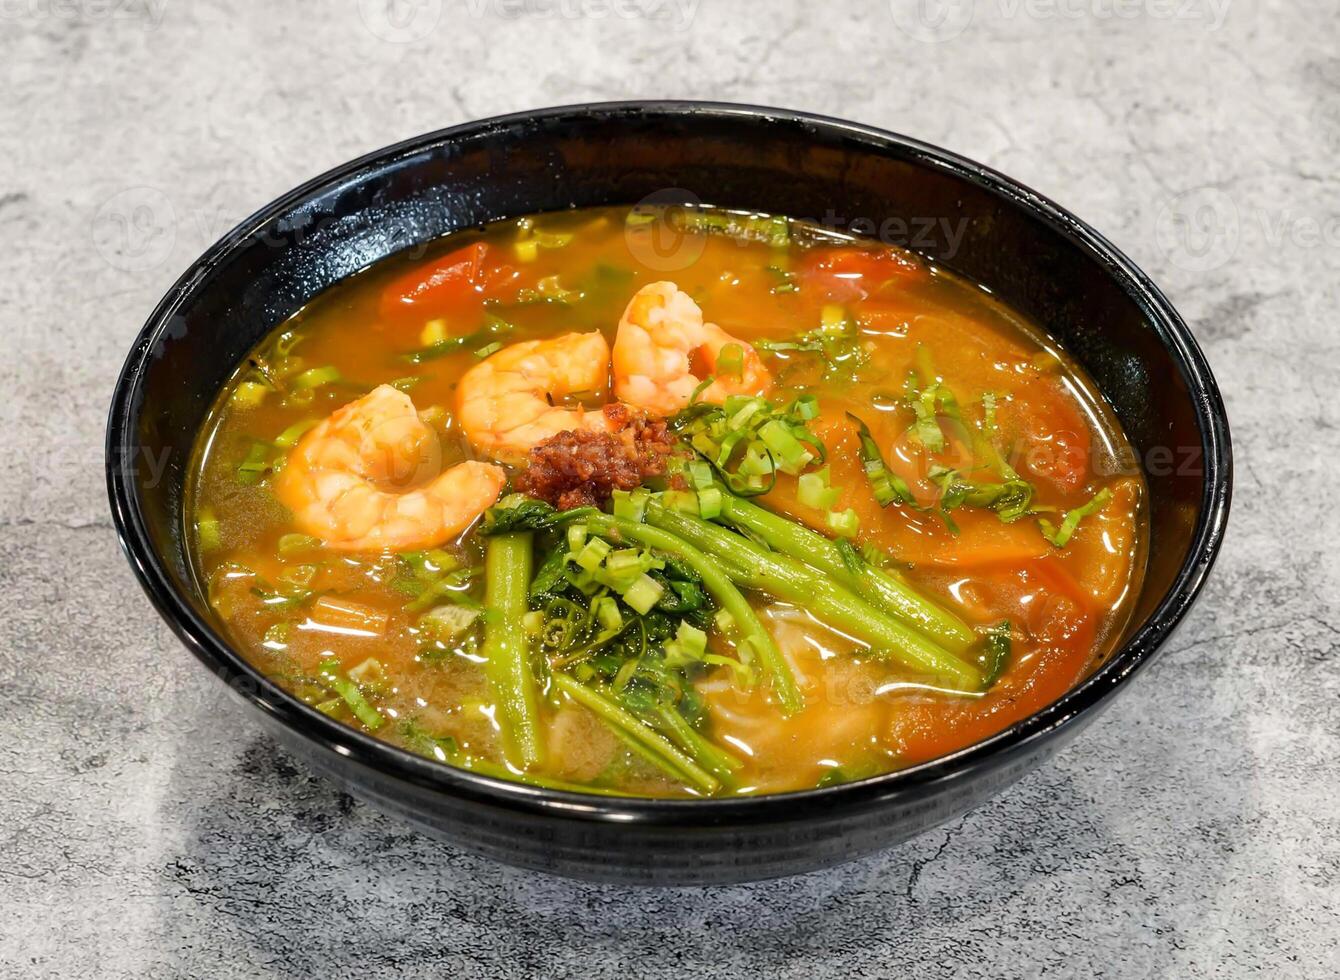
<box><xmin>187</xmin><ymin>205</ymin><xmax>1146</xmax><ymax>798</ymax></box>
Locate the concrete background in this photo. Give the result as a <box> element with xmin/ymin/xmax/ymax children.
<box><xmin>2</xmin><ymin>1</ymin><xmax>1337</xmax><ymax>977</ymax></box>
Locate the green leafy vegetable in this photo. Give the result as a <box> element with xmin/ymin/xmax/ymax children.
<box><xmin>930</xmin><ymin>466</ymin><xmax>1035</xmax><ymax>524</ymax></box>
<box><xmin>979</xmin><ymin>622</ymin><xmax>1012</xmax><ymax>687</ymax></box>
<box><xmin>401</xmin><ymin>314</ymin><xmax>513</xmax><ymax>364</ymax></box>
<box><xmin>1038</xmin><ymin>488</ymin><xmax>1113</xmax><ymax>547</ymax></box>
<box><xmin>480</xmin><ymin>495</ymin><xmax>560</xmax><ymax>535</ymax></box>
<box><xmin>756</xmin><ymin>304</ymin><xmax>869</xmax><ymax>382</ymax></box>
<box><xmin>647</xmin><ymin>504</ymin><xmax>983</xmax><ymax>691</ymax></box>
<box><xmin>846</xmin><ymin>411</ymin><xmax>920</xmax><ymax>508</ymax></box>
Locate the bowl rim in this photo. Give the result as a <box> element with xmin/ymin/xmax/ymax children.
<box><xmin>106</xmin><ymin>100</ymin><xmax>1232</xmax><ymax>825</ymax></box>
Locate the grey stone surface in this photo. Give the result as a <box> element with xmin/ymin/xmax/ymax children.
<box><xmin>2</xmin><ymin>1</ymin><xmax>1337</xmax><ymax>976</ymax></box>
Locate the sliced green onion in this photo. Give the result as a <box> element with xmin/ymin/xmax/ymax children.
<box><xmin>846</xmin><ymin>412</ymin><xmax>919</xmax><ymax>508</ymax></box>
<box><xmin>231</xmin><ymin>381</ymin><xmax>269</xmax><ymax>408</ymax></box>
<box><xmin>716</xmin><ymin>342</ymin><xmax>744</xmax><ymax>379</ymax></box>
<box><xmin>277</xmin><ymin>533</ymin><xmax>319</xmax><ymax>558</ymax></box>
<box><xmin>661</xmin><ymin>489</ymin><xmax>700</xmax><ymax>514</ymax></box>
<box><xmin>195</xmin><ymin>510</ymin><xmax>221</xmax><ymax>552</ymax></box>
<box><xmin>566</xmin><ymin>523</ymin><xmax>588</xmax><ymax>551</ymax></box>
<box><xmin>757</xmin><ymin>419</ymin><xmax>813</xmax><ymax>474</ymax></box>
<box><xmin>622</xmin><ymin>574</ymin><xmax>664</xmax><ymax>615</ymax></box>
<box><xmin>273</xmin><ymin>418</ymin><xmax>319</xmax><ymax>449</ymax></box>
<box><xmin>420</xmin><ymin>603</ymin><xmax>481</xmax><ymax>641</ymax></box>
<box><xmin>820</xmin><ymin>304</ymin><xmax>846</xmax><ymax>333</ymax></box>
<box><xmin>573</xmin><ymin>536</ymin><xmax>612</xmax><ymax>573</ymax></box>
<box><xmin>827</xmin><ymin>508</ymin><xmax>860</xmax><ymax>538</ymax></box>
<box><xmin>236</xmin><ymin>442</ymin><xmax>273</xmax><ymax>485</ymax></box>
<box><xmin>663</xmin><ymin>620</ymin><xmax>709</xmax><ymax>668</ymax></box>
<box><xmin>686</xmin><ymin>459</ymin><xmax>715</xmax><ymax>490</ymax></box>
<box><xmin>611</xmin><ymin>488</ymin><xmax>651</xmax><ymax>522</ymax></box>
<box><xmin>513</xmin><ymin>238</ymin><xmax>539</xmax><ymax>263</ymax></box>
<box><xmin>696</xmin><ymin>486</ymin><xmax>723</xmax><ymax>520</ymax></box>
<box><xmin>797</xmin><ymin>467</ymin><xmax>841</xmax><ymax>510</ymax></box>
<box><xmin>474</xmin><ymin>341</ymin><xmax>503</xmax><ymax>359</ymax></box>
<box><xmin>595</xmin><ymin>595</ymin><xmax>623</xmax><ymax>631</ymax></box>
<box><xmin>980</xmin><ymin>622</ymin><xmax>1012</xmax><ymax>686</ymax></box>
<box><xmin>291</xmin><ymin>365</ymin><xmax>341</xmax><ymax>392</ymax></box>
<box><xmin>1038</xmin><ymin>488</ymin><xmax>1113</xmax><ymax>547</ymax></box>
<box><xmin>317</xmin><ymin>657</ymin><xmax>384</xmax><ymax>730</ymax></box>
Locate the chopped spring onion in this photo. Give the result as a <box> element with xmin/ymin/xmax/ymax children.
<box><xmin>236</xmin><ymin>442</ymin><xmax>274</xmax><ymax>485</ymax></box>
<box><xmin>291</xmin><ymin>365</ymin><xmax>342</xmax><ymax>392</ymax></box>
<box><xmin>716</xmin><ymin>342</ymin><xmax>744</xmax><ymax>379</ymax></box>
<box><xmin>474</xmin><ymin>341</ymin><xmax>503</xmax><ymax>359</ymax></box>
<box><xmin>347</xmin><ymin>657</ymin><xmax>386</xmax><ymax>688</ymax></box>
<box><xmin>568</xmin><ymin>511</ymin><xmax>803</xmax><ymax>715</ymax></box>
<box><xmin>797</xmin><ymin>466</ymin><xmax>841</xmax><ymax>510</ymax></box>
<box><xmin>574</xmin><ymin>536</ymin><xmax>612</xmax><ymax>573</ymax></box>
<box><xmin>622</xmin><ymin>574</ymin><xmax>665</xmax><ymax>615</ymax></box>
<box><xmin>932</xmin><ymin>466</ymin><xmax>1034</xmax><ymax>523</ymax></box>
<box><xmin>273</xmin><ymin>418</ymin><xmax>319</xmax><ymax>449</ymax></box>
<box><xmin>661</xmin><ymin>489</ymin><xmax>700</xmax><ymax>513</ymax></box>
<box><xmin>611</xmin><ymin>487</ymin><xmax>651</xmax><ymax>521</ymax></box>
<box><xmin>195</xmin><ymin>510</ymin><xmax>221</xmax><ymax>552</ymax></box>
<box><xmin>277</xmin><ymin>564</ymin><xmax>316</xmax><ymax>589</ymax></box>
<box><xmin>671</xmin><ymin>209</ymin><xmax>790</xmax><ymax>248</ymax></box>
<box><xmin>846</xmin><ymin>412</ymin><xmax>919</xmax><ymax>508</ymax></box>
<box><xmin>261</xmin><ymin>622</ymin><xmax>290</xmax><ymax>652</ymax></box>
<box><xmin>420</xmin><ymin>318</ymin><xmax>448</xmax><ymax>347</ymax></box>
<box><xmin>820</xmin><ymin>304</ymin><xmax>846</xmax><ymax>333</ymax></box>
<box><xmin>672</xmin><ymin>394</ymin><xmax>824</xmax><ymax>496</ymax></box>
<box><xmin>277</xmin><ymin>533</ymin><xmax>319</xmax><ymax>558</ymax></box>
<box><xmin>311</xmin><ymin>595</ymin><xmax>389</xmax><ymax>634</ymax></box>
<box><xmin>826</xmin><ymin>508</ymin><xmax>860</xmax><ymax>538</ymax></box>
<box><xmin>755</xmin><ymin>310</ymin><xmax>868</xmax><ymax>382</ymax></box>
<box><xmin>403</xmin><ymin>315</ymin><xmax>514</xmax><ymax>364</ymax></box>
<box><xmin>514</xmin><ymin>275</ymin><xmax>583</xmax><ymax>305</ymax></box>
<box><xmin>316</xmin><ymin>657</ymin><xmax>385</xmax><ymax>730</ymax></box>
<box><xmin>594</xmin><ymin>595</ymin><xmax>623</xmax><ymax>631</ymax></box>
<box><xmin>1038</xmin><ymin>488</ymin><xmax>1113</xmax><ymax>547</ymax></box>
<box><xmin>662</xmin><ymin>620</ymin><xmax>709</xmax><ymax>668</ymax></box>
<box><xmin>908</xmin><ymin>377</ymin><xmax>947</xmax><ymax>452</ymax></box>
<box><xmin>420</xmin><ymin>603</ymin><xmax>481</xmax><ymax>641</ymax></box>
<box><xmin>230</xmin><ymin>381</ymin><xmax>269</xmax><ymax>408</ymax></box>
<box><xmin>696</xmin><ymin>486</ymin><xmax>723</xmax><ymax>520</ymax></box>
<box><xmin>685</xmin><ymin>459</ymin><xmax>715</xmax><ymax>490</ymax></box>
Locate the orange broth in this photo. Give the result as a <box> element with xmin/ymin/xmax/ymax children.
<box><xmin>186</xmin><ymin>205</ymin><xmax>1147</xmax><ymax>797</ymax></box>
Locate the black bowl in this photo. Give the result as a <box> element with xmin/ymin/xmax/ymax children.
<box><xmin>106</xmin><ymin>102</ymin><xmax>1231</xmax><ymax>885</ymax></box>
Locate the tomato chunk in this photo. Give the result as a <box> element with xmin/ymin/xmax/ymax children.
<box><xmin>798</xmin><ymin>246</ymin><xmax>925</xmax><ymax>303</ymax></box>
<box><xmin>379</xmin><ymin>242</ymin><xmax>518</xmax><ymax>323</ymax></box>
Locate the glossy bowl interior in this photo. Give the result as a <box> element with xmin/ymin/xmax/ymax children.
<box><xmin>107</xmin><ymin>102</ymin><xmax>1230</xmax><ymax>885</ymax></box>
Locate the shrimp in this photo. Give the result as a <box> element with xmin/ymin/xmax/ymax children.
<box><xmin>275</xmin><ymin>384</ymin><xmax>505</xmax><ymax>552</ymax></box>
<box><xmin>456</xmin><ymin>331</ymin><xmax>614</xmax><ymax>463</ymax></box>
<box><xmin>612</xmin><ymin>281</ymin><xmax>770</xmax><ymax>416</ymax></box>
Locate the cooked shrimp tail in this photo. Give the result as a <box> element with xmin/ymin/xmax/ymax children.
<box><xmin>612</xmin><ymin>281</ymin><xmax>770</xmax><ymax>416</ymax></box>
<box><xmin>456</xmin><ymin>331</ymin><xmax>614</xmax><ymax>462</ymax></box>
<box><xmin>275</xmin><ymin>384</ymin><xmax>505</xmax><ymax>552</ymax></box>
